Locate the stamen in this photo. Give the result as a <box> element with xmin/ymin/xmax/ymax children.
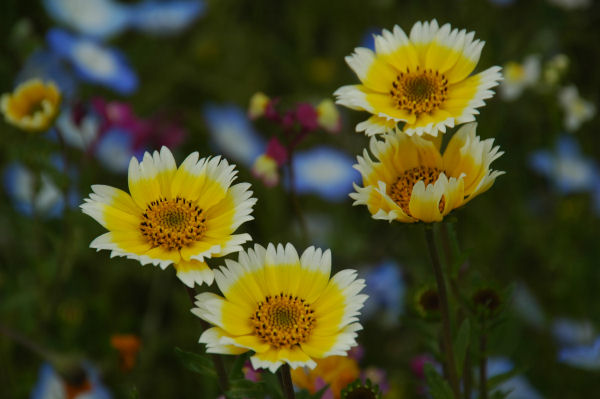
<box><xmin>250</xmin><ymin>293</ymin><xmax>316</xmax><ymax>349</ymax></box>
<box><xmin>139</xmin><ymin>197</ymin><xmax>206</xmax><ymax>250</ymax></box>
<box><xmin>389</xmin><ymin>166</ymin><xmax>446</xmax><ymax>215</ymax></box>
<box><xmin>389</xmin><ymin>68</ymin><xmax>448</xmax><ymax>115</ymax></box>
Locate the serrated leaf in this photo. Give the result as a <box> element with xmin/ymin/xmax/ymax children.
<box><xmin>174</xmin><ymin>347</ymin><xmax>216</xmax><ymax>379</ymax></box>
<box><xmin>226</xmin><ymin>379</ymin><xmax>265</xmax><ymax>399</ymax></box>
<box><xmin>454</xmin><ymin>319</ymin><xmax>471</xmax><ymax>377</ymax></box>
<box><xmin>424</xmin><ymin>363</ymin><xmax>453</xmax><ymax>399</ymax></box>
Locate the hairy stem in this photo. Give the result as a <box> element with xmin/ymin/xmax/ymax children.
<box><xmin>425</xmin><ymin>227</ymin><xmax>460</xmax><ymax>399</ymax></box>
<box><xmin>279</xmin><ymin>363</ymin><xmax>296</xmax><ymax>399</ymax></box>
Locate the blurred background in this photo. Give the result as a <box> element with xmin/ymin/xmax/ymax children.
<box><xmin>0</xmin><ymin>0</ymin><xmax>599</xmax><ymax>398</ymax></box>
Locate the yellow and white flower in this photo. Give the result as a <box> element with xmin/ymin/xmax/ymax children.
<box><xmin>1</xmin><ymin>79</ymin><xmax>61</xmax><ymax>132</ymax></box>
<box><xmin>192</xmin><ymin>243</ymin><xmax>367</xmax><ymax>372</ymax></box>
<box><xmin>334</xmin><ymin>20</ymin><xmax>502</xmax><ymax>137</ymax></box>
<box><xmin>500</xmin><ymin>55</ymin><xmax>540</xmax><ymax>101</ymax></box>
<box><xmin>350</xmin><ymin>122</ymin><xmax>504</xmax><ymax>223</ymax></box>
<box><xmin>558</xmin><ymin>85</ymin><xmax>596</xmax><ymax>132</ymax></box>
<box><xmin>81</xmin><ymin>146</ymin><xmax>256</xmax><ymax>287</ymax></box>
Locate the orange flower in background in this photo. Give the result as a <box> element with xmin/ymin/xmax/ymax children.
<box><xmin>110</xmin><ymin>334</ymin><xmax>141</xmax><ymax>371</ymax></box>
<box><xmin>291</xmin><ymin>356</ymin><xmax>361</xmax><ymax>399</ymax></box>
<box><xmin>1</xmin><ymin>78</ymin><xmax>61</xmax><ymax>132</ymax></box>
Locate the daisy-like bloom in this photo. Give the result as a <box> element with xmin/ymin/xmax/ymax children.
<box><xmin>350</xmin><ymin>122</ymin><xmax>504</xmax><ymax>223</ymax></box>
<box><xmin>500</xmin><ymin>55</ymin><xmax>540</xmax><ymax>101</ymax></box>
<box><xmin>557</xmin><ymin>85</ymin><xmax>596</xmax><ymax>132</ymax></box>
<box><xmin>1</xmin><ymin>79</ymin><xmax>61</xmax><ymax>132</ymax></box>
<box><xmin>192</xmin><ymin>243</ymin><xmax>367</xmax><ymax>372</ymax></box>
<box><xmin>81</xmin><ymin>146</ymin><xmax>256</xmax><ymax>287</ymax></box>
<box><xmin>334</xmin><ymin>20</ymin><xmax>502</xmax><ymax>137</ymax></box>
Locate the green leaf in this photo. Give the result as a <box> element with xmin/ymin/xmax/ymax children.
<box><xmin>310</xmin><ymin>385</ymin><xmax>330</xmax><ymax>399</ymax></box>
<box><xmin>454</xmin><ymin>319</ymin><xmax>471</xmax><ymax>377</ymax></box>
<box><xmin>226</xmin><ymin>379</ymin><xmax>265</xmax><ymax>399</ymax></box>
<box><xmin>174</xmin><ymin>347</ymin><xmax>217</xmax><ymax>379</ymax></box>
<box><xmin>486</xmin><ymin>367</ymin><xmax>523</xmax><ymax>390</ymax></box>
<box><xmin>229</xmin><ymin>353</ymin><xmax>249</xmax><ymax>380</ymax></box>
<box><xmin>424</xmin><ymin>363</ymin><xmax>454</xmax><ymax>399</ymax></box>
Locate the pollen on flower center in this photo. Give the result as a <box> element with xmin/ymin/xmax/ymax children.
<box><xmin>250</xmin><ymin>293</ymin><xmax>316</xmax><ymax>349</ymax></box>
<box><xmin>139</xmin><ymin>197</ymin><xmax>206</xmax><ymax>250</ymax></box>
<box><xmin>390</xmin><ymin>67</ymin><xmax>448</xmax><ymax>115</ymax></box>
<box><xmin>389</xmin><ymin>166</ymin><xmax>446</xmax><ymax>215</ymax></box>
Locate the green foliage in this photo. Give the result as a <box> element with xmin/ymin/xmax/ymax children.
<box><xmin>174</xmin><ymin>347</ymin><xmax>217</xmax><ymax>379</ymax></box>
<box><xmin>424</xmin><ymin>363</ymin><xmax>454</xmax><ymax>399</ymax></box>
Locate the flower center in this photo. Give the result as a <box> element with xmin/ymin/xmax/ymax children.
<box><xmin>140</xmin><ymin>197</ymin><xmax>206</xmax><ymax>250</ymax></box>
<box><xmin>389</xmin><ymin>166</ymin><xmax>445</xmax><ymax>216</ymax></box>
<box><xmin>390</xmin><ymin>67</ymin><xmax>448</xmax><ymax>115</ymax></box>
<box><xmin>250</xmin><ymin>293</ymin><xmax>316</xmax><ymax>349</ymax></box>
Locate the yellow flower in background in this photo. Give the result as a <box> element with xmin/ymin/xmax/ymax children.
<box><xmin>292</xmin><ymin>356</ymin><xmax>360</xmax><ymax>399</ymax></box>
<box><xmin>500</xmin><ymin>55</ymin><xmax>540</xmax><ymax>101</ymax></box>
<box><xmin>350</xmin><ymin>123</ymin><xmax>504</xmax><ymax>223</ymax></box>
<box><xmin>1</xmin><ymin>78</ymin><xmax>61</xmax><ymax>132</ymax></box>
<box><xmin>248</xmin><ymin>92</ymin><xmax>271</xmax><ymax>119</ymax></box>
<box><xmin>316</xmin><ymin>99</ymin><xmax>342</xmax><ymax>133</ymax></box>
<box><xmin>192</xmin><ymin>243</ymin><xmax>367</xmax><ymax>372</ymax></box>
<box><xmin>81</xmin><ymin>147</ymin><xmax>256</xmax><ymax>287</ymax></box>
<box><xmin>334</xmin><ymin>20</ymin><xmax>502</xmax><ymax>137</ymax></box>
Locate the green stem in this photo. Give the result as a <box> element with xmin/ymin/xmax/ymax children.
<box><xmin>286</xmin><ymin>152</ymin><xmax>308</xmax><ymax>245</ymax></box>
<box><xmin>279</xmin><ymin>364</ymin><xmax>296</xmax><ymax>399</ymax></box>
<box><xmin>479</xmin><ymin>317</ymin><xmax>488</xmax><ymax>399</ymax></box>
<box><xmin>185</xmin><ymin>287</ymin><xmax>230</xmax><ymax>393</ymax></box>
<box><xmin>425</xmin><ymin>227</ymin><xmax>460</xmax><ymax>399</ymax></box>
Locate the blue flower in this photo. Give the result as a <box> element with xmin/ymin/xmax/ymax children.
<box><xmin>529</xmin><ymin>136</ymin><xmax>598</xmax><ymax>194</ymax></box>
<box><xmin>203</xmin><ymin>104</ymin><xmax>265</xmax><ymax>167</ymax></box>
<box><xmin>54</xmin><ymin>107</ymin><xmax>102</xmax><ymax>150</ymax></box>
<box><xmin>361</xmin><ymin>260</ymin><xmax>404</xmax><ymax>327</ymax></box>
<box><xmin>487</xmin><ymin>358</ymin><xmax>543</xmax><ymax>399</ymax></box>
<box><xmin>4</xmin><ymin>163</ymin><xmax>66</xmax><ymax>218</ymax></box>
<box><xmin>360</xmin><ymin>28</ymin><xmax>380</xmax><ymax>51</ymax></box>
<box><xmin>47</xmin><ymin>29</ymin><xmax>138</xmax><ymax>95</ymax></box>
<box><xmin>558</xmin><ymin>337</ymin><xmax>600</xmax><ymax>371</ymax></box>
<box><xmin>293</xmin><ymin>147</ymin><xmax>360</xmax><ymax>201</ymax></box>
<box><xmin>552</xmin><ymin>318</ymin><xmax>596</xmax><ymax>346</ymax></box>
<box><xmin>16</xmin><ymin>50</ymin><xmax>78</xmax><ymax>100</ymax></box>
<box><xmin>43</xmin><ymin>0</ymin><xmax>131</xmax><ymax>40</ymax></box>
<box><xmin>95</xmin><ymin>128</ymin><xmax>144</xmax><ymax>174</ymax></box>
<box><xmin>31</xmin><ymin>362</ymin><xmax>111</xmax><ymax>399</ymax></box>
<box><xmin>130</xmin><ymin>1</ymin><xmax>205</xmax><ymax>35</ymax></box>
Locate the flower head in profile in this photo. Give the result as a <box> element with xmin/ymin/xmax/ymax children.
<box><xmin>335</xmin><ymin>20</ymin><xmax>502</xmax><ymax>137</ymax></box>
<box><xmin>350</xmin><ymin>122</ymin><xmax>503</xmax><ymax>223</ymax></box>
<box><xmin>1</xmin><ymin>79</ymin><xmax>61</xmax><ymax>132</ymax></box>
<box><xmin>557</xmin><ymin>85</ymin><xmax>595</xmax><ymax>132</ymax></box>
<box><xmin>500</xmin><ymin>55</ymin><xmax>540</xmax><ymax>101</ymax></box>
<box><xmin>81</xmin><ymin>146</ymin><xmax>256</xmax><ymax>287</ymax></box>
<box><xmin>192</xmin><ymin>243</ymin><xmax>367</xmax><ymax>372</ymax></box>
